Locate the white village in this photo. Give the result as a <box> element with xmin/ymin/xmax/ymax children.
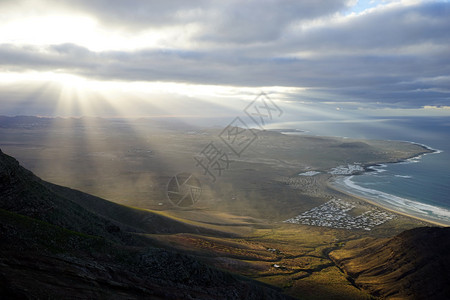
<box><xmin>284</xmin><ymin>198</ymin><xmax>395</xmax><ymax>231</ymax></box>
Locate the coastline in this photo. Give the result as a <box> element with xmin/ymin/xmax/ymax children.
<box><xmin>358</xmin><ymin>143</ymin><xmax>435</xmax><ymax>175</ymax></box>
<box><xmin>328</xmin><ymin>178</ymin><xmax>449</xmax><ymax>227</ymax></box>
<box><xmin>326</xmin><ymin>142</ymin><xmax>449</xmax><ymax>227</ymax></box>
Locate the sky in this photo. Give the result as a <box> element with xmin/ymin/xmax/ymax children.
<box><xmin>0</xmin><ymin>0</ymin><xmax>449</xmax><ymax>119</ymax></box>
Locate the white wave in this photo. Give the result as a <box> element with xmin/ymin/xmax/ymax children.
<box><xmin>338</xmin><ymin>177</ymin><xmax>450</xmax><ymax>223</ymax></box>
<box><xmin>399</xmin><ymin>159</ymin><xmax>420</xmax><ymax>164</ymax></box>
<box><xmin>394</xmin><ymin>175</ymin><xmax>413</xmax><ymax>179</ymax></box>
<box><xmin>360</xmin><ymin>182</ymin><xmax>383</xmax><ymax>186</ymax></box>
<box><xmin>398</xmin><ymin>140</ymin><xmax>444</xmax><ymax>155</ymax></box>
<box><xmin>367</xmin><ymin>164</ymin><xmax>387</xmax><ymax>173</ymax></box>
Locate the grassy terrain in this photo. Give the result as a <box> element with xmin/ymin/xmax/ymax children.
<box><xmin>0</xmin><ymin>149</ymin><xmax>292</xmax><ymax>299</ymax></box>
<box><xmin>330</xmin><ymin>227</ymin><xmax>450</xmax><ymax>299</ymax></box>
<box><xmin>145</xmin><ymin>223</ymin><xmax>375</xmax><ymax>299</ymax></box>
<box><xmin>0</xmin><ymin>116</ymin><xmax>435</xmax><ymax>299</ymax></box>
<box><xmin>0</xmin><ymin>117</ymin><xmax>430</xmax><ymax>220</ymax></box>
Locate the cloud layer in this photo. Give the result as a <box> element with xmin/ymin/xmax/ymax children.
<box><xmin>0</xmin><ymin>0</ymin><xmax>449</xmax><ymax>112</ymax></box>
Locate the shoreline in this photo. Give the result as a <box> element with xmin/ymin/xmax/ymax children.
<box><xmin>327</xmin><ymin>143</ymin><xmax>449</xmax><ymax>227</ymax></box>
<box><xmin>328</xmin><ymin>178</ymin><xmax>449</xmax><ymax>227</ymax></box>
<box><xmin>359</xmin><ymin>144</ymin><xmax>435</xmax><ymax>175</ymax></box>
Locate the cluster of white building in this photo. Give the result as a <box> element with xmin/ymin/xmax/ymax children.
<box><xmin>328</xmin><ymin>164</ymin><xmax>365</xmax><ymax>175</ymax></box>
<box><xmin>298</xmin><ymin>171</ymin><xmax>322</xmax><ymax>176</ymax></box>
<box><xmin>284</xmin><ymin>198</ymin><xmax>395</xmax><ymax>231</ymax></box>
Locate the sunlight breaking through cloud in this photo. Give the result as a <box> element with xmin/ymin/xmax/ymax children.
<box><xmin>0</xmin><ymin>0</ymin><xmax>449</xmax><ymax>116</ymax></box>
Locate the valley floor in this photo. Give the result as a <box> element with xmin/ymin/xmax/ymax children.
<box><xmin>1</xmin><ymin>117</ymin><xmax>441</xmax><ymax>299</ymax></box>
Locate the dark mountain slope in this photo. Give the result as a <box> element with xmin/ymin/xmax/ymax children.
<box><xmin>0</xmin><ymin>208</ymin><xmax>288</xmax><ymax>299</ymax></box>
<box><xmin>0</xmin><ymin>149</ymin><xmax>291</xmax><ymax>299</ymax></box>
<box><xmin>0</xmin><ymin>148</ymin><xmax>233</xmax><ymax>240</ymax></box>
<box><xmin>0</xmin><ymin>148</ymin><xmax>132</xmax><ymax>243</ymax></box>
<box><xmin>43</xmin><ymin>182</ymin><xmax>234</xmax><ymax>237</ymax></box>
<box><xmin>330</xmin><ymin>227</ymin><xmax>450</xmax><ymax>299</ymax></box>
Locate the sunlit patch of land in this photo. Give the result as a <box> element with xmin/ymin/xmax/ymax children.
<box><xmin>0</xmin><ymin>115</ymin><xmax>435</xmax><ymax>299</ymax></box>
<box><xmin>144</xmin><ymin>219</ymin><xmax>375</xmax><ymax>299</ymax></box>
<box><xmin>0</xmin><ymin>116</ymin><xmax>430</xmax><ymax>215</ymax></box>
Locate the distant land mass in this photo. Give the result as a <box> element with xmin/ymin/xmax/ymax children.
<box><xmin>1</xmin><ymin>116</ymin><xmax>448</xmax><ymax>299</ymax></box>
<box><xmin>267</xmin><ymin>129</ymin><xmax>305</xmax><ymax>133</ymax></box>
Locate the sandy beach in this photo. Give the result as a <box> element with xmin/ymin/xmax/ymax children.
<box><xmin>328</xmin><ymin>176</ymin><xmax>450</xmax><ymax>227</ymax></box>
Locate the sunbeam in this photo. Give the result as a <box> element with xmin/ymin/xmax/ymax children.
<box><xmin>2</xmin><ymin>1</ymin><xmax>450</xmax><ymax>298</ymax></box>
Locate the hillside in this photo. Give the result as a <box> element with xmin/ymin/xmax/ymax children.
<box><xmin>2</xmin><ymin>143</ymin><xmax>447</xmax><ymax>299</ymax></box>
<box><xmin>330</xmin><ymin>227</ymin><xmax>450</xmax><ymax>299</ymax></box>
<box><xmin>0</xmin><ymin>149</ymin><xmax>290</xmax><ymax>299</ymax></box>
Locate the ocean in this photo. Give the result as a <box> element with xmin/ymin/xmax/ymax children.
<box><xmin>280</xmin><ymin>116</ymin><xmax>450</xmax><ymax>225</ymax></box>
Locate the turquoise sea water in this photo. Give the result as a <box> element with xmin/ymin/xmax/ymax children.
<box><xmin>285</xmin><ymin>117</ymin><xmax>450</xmax><ymax>225</ymax></box>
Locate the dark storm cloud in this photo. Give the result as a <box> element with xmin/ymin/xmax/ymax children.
<box><xmin>1</xmin><ymin>0</ymin><xmax>449</xmax><ymax>109</ymax></box>
<box><xmin>42</xmin><ymin>0</ymin><xmax>351</xmax><ymax>42</ymax></box>
<box><xmin>283</xmin><ymin>1</ymin><xmax>450</xmax><ymax>51</ymax></box>
<box><xmin>0</xmin><ymin>44</ymin><xmax>97</xmax><ymax>70</ymax></box>
<box><xmin>194</xmin><ymin>0</ymin><xmax>351</xmax><ymax>43</ymax></box>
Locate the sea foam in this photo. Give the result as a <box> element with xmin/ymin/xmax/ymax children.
<box><xmin>338</xmin><ymin>176</ymin><xmax>450</xmax><ymax>224</ymax></box>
